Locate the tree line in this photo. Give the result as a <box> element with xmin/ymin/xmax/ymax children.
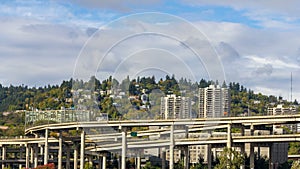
<box><xmin>0</xmin><ymin>75</ymin><xmax>296</xmax><ymax>114</ymax></box>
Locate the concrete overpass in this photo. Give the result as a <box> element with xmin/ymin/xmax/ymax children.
<box><xmin>1</xmin><ymin>114</ymin><xmax>300</xmax><ymax>169</ymax></box>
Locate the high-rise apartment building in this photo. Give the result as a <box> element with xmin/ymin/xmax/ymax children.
<box><xmin>161</xmin><ymin>94</ymin><xmax>191</xmax><ymax>119</ymax></box>
<box><xmin>199</xmin><ymin>84</ymin><xmax>230</xmax><ymax>118</ymax></box>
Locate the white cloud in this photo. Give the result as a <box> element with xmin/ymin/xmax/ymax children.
<box><xmin>61</xmin><ymin>0</ymin><xmax>162</xmax><ymax>12</ymax></box>
<box><xmin>74</xmin><ymin>14</ymin><xmax>226</xmax><ymax>84</ymax></box>
<box><xmin>1</xmin><ymin>1</ymin><xmax>300</xmax><ymax>102</ymax></box>
<box><xmin>183</xmin><ymin>0</ymin><xmax>300</xmax><ymax>17</ymax></box>
<box><xmin>189</xmin><ymin>20</ymin><xmax>300</xmax><ymax>100</ymax></box>
<box><xmin>183</xmin><ymin>0</ymin><xmax>300</xmax><ymax>29</ymax></box>
<box><xmin>0</xmin><ymin>17</ymin><xmax>89</xmax><ymax>86</ymax></box>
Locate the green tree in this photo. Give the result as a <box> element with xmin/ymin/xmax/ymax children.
<box><xmin>289</xmin><ymin>142</ymin><xmax>300</xmax><ymax>155</ymax></box>
<box><xmin>214</xmin><ymin>147</ymin><xmax>244</xmax><ymax>169</ymax></box>
<box><xmin>291</xmin><ymin>160</ymin><xmax>300</xmax><ymax>169</ymax></box>
<box><xmin>143</xmin><ymin>162</ymin><xmax>160</xmax><ymax>169</ymax></box>
<box><xmin>191</xmin><ymin>156</ymin><xmax>207</xmax><ymax>169</ymax></box>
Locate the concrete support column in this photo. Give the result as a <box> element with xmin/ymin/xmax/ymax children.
<box><xmin>250</xmin><ymin>125</ymin><xmax>254</xmax><ymax>169</ymax></box>
<box><xmin>30</xmin><ymin>146</ymin><xmax>34</xmax><ymax>168</ymax></box>
<box><xmin>257</xmin><ymin>146</ymin><xmax>261</xmax><ymax>159</ymax></box>
<box><xmin>121</xmin><ymin>128</ymin><xmax>127</xmax><ymax>169</ymax></box>
<box><xmin>241</xmin><ymin>125</ymin><xmax>245</xmax><ymax>136</ymax></box>
<box><xmin>44</xmin><ymin>128</ymin><xmax>49</xmax><ymax>165</ymax></box>
<box><xmin>213</xmin><ymin>148</ymin><xmax>217</xmax><ymax>162</ymax></box>
<box><xmin>240</xmin><ymin>144</ymin><xmax>245</xmax><ymax>169</ymax></box>
<box><xmin>97</xmin><ymin>155</ymin><xmax>102</xmax><ymax>169</ymax></box>
<box><xmin>74</xmin><ymin>144</ymin><xmax>78</xmax><ymax>169</ymax></box>
<box><xmin>25</xmin><ymin>144</ymin><xmax>30</xmax><ymax>169</ymax></box>
<box><xmin>102</xmin><ymin>155</ymin><xmax>107</xmax><ymax>169</ymax></box>
<box><xmin>2</xmin><ymin>146</ymin><xmax>6</xmax><ymax>169</ymax></box>
<box><xmin>34</xmin><ymin>146</ymin><xmax>38</xmax><ymax>168</ymax></box>
<box><xmin>250</xmin><ymin>124</ymin><xmax>254</xmax><ymax>136</ymax></box>
<box><xmin>66</xmin><ymin>145</ymin><xmax>70</xmax><ymax>169</ymax></box>
<box><xmin>269</xmin><ymin>144</ymin><xmax>273</xmax><ymax>169</ymax></box>
<box><xmin>169</xmin><ymin>124</ymin><xmax>174</xmax><ymax>169</ymax></box>
<box><xmin>136</xmin><ymin>151</ymin><xmax>141</xmax><ymax>169</ymax></box>
<box><xmin>227</xmin><ymin>124</ymin><xmax>232</xmax><ymax>148</ymax></box>
<box><xmin>183</xmin><ymin>146</ymin><xmax>189</xmax><ymax>169</ymax></box>
<box><xmin>118</xmin><ymin>155</ymin><xmax>121</xmax><ymax>169</ymax></box>
<box><xmin>19</xmin><ymin>144</ymin><xmax>23</xmax><ymax>169</ymax></box>
<box><xmin>207</xmin><ymin>144</ymin><xmax>212</xmax><ymax>169</ymax></box>
<box><xmin>161</xmin><ymin>148</ymin><xmax>166</xmax><ymax>169</ymax></box>
<box><xmin>250</xmin><ymin>144</ymin><xmax>254</xmax><ymax>169</ymax></box>
<box><xmin>184</xmin><ymin>125</ymin><xmax>189</xmax><ymax>169</ymax></box>
<box><xmin>80</xmin><ymin>130</ymin><xmax>85</xmax><ymax>169</ymax></box>
<box><xmin>58</xmin><ymin>132</ymin><xmax>63</xmax><ymax>169</ymax></box>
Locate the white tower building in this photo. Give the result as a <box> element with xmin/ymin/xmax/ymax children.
<box><xmin>199</xmin><ymin>84</ymin><xmax>230</xmax><ymax>118</ymax></box>
<box><xmin>160</xmin><ymin>94</ymin><xmax>191</xmax><ymax>119</ymax></box>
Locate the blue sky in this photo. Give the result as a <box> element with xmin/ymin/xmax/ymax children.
<box><xmin>1</xmin><ymin>0</ymin><xmax>300</xmax><ymax>101</ymax></box>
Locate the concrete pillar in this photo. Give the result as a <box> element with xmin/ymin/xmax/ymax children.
<box><xmin>97</xmin><ymin>155</ymin><xmax>102</xmax><ymax>169</ymax></box>
<box><xmin>19</xmin><ymin>144</ymin><xmax>23</xmax><ymax>169</ymax></box>
<box><xmin>241</xmin><ymin>125</ymin><xmax>245</xmax><ymax>136</ymax></box>
<box><xmin>257</xmin><ymin>146</ymin><xmax>261</xmax><ymax>159</ymax></box>
<box><xmin>58</xmin><ymin>132</ymin><xmax>63</xmax><ymax>169</ymax></box>
<box><xmin>184</xmin><ymin>146</ymin><xmax>189</xmax><ymax>169</ymax></box>
<box><xmin>161</xmin><ymin>148</ymin><xmax>166</xmax><ymax>169</ymax></box>
<box><xmin>269</xmin><ymin>144</ymin><xmax>273</xmax><ymax>169</ymax></box>
<box><xmin>80</xmin><ymin>130</ymin><xmax>85</xmax><ymax>169</ymax></box>
<box><xmin>74</xmin><ymin>144</ymin><xmax>78</xmax><ymax>169</ymax></box>
<box><xmin>34</xmin><ymin>146</ymin><xmax>38</xmax><ymax>168</ymax></box>
<box><xmin>66</xmin><ymin>145</ymin><xmax>70</xmax><ymax>169</ymax></box>
<box><xmin>207</xmin><ymin>144</ymin><xmax>212</xmax><ymax>169</ymax></box>
<box><xmin>118</xmin><ymin>155</ymin><xmax>121</xmax><ymax>169</ymax></box>
<box><xmin>169</xmin><ymin>124</ymin><xmax>174</xmax><ymax>169</ymax></box>
<box><xmin>2</xmin><ymin>146</ymin><xmax>6</xmax><ymax>169</ymax></box>
<box><xmin>250</xmin><ymin>144</ymin><xmax>254</xmax><ymax>169</ymax></box>
<box><xmin>240</xmin><ymin>144</ymin><xmax>245</xmax><ymax>169</ymax></box>
<box><xmin>250</xmin><ymin>125</ymin><xmax>254</xmax><ymax>169</ymax></box>
<box><xmin>44</xmin><ymin>128</ymin><xmax>49</xmax><ymax>165</ymax></box>
<box><xmin>102</xmin><ymin>155</ymin><xmax>107</xmax><ymax>169</ymax></box>
<box><xmin>184</xmin><ymin>125</ymin><xmax>189</xmax><ymax>169</ymax></box>
<box><xmin>25</xmin><ymin>144</ymin><xmax>30</xmax><ymax>169</ymax></box>
<box><xmin>121</xmin><ymin>128</ymin><xmax>127</xmax><ymax>169</ymax></box>
<box><xmin>30</xmin><ymin>146</ymin><xmax>34</xmax><ymax>168</ymax></box>
<box><xmin>227</xmin><ymin>124</ymin><xmax>232</xmax><ymax>148</ymax></box>
<box><xmin>240</xmin><ymin>125</ymin><xmax>246</xmax><ymax>169</ymax></box>
<box><xmin>136</xmin><ymin>151</ymin><xmax>141</xmax><ymax>169</ymax></box>
<box><xmin>250</xmin><ymin>124</ymin><xmax>254</xmax><ymax>136</ymax></box>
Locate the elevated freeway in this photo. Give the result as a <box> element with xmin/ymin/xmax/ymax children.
<box><xmin>1</xmin><ymin>114</ymin><xmax>300</xmax><ymax>169</ymax></box>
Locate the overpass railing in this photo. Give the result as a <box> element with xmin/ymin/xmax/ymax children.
<box><xmin>24</xmin><ymin>110</ymin><xmax>108</xmax><ymax>128</ymax></box>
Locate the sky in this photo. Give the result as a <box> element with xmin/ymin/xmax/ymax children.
<box><xmin>1</xmin><ymin>0</ymin><xmax>300</xmax><ymax>101</ymax></box>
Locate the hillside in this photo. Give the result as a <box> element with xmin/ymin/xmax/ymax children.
<box><xmin>0</xmin><ymin>75</ymin><xmax>298</xmax><ymax>136</ymax></box>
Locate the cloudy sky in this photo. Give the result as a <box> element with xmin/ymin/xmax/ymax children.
<box><xmin>1</xmin><ymin>0</ymin><xmax>300</xmax><ymax>101</ymax></box>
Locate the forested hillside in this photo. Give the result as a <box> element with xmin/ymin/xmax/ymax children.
<box><xmin>0</xmin><ymin>76</ymin><xmax>296</xmax><ymax>115</ymax></box>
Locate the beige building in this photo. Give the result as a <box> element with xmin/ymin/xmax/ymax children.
<box><xmin>267</xmin><ymin>104</ymin><xmax>296</xmax><ymax>115</ymax></box>
<box><xmin>199</xmin><ymin>85</ymin><xmax>230</xmax><ymax>118</ymax></box>
<box><xmin>160</xmin><ymin>94</ymin><xmax>191</xmax><ymax>119</ymax></box>
<box><xmin>268</xmin><ymin>104</ymin><xmax>298</xmax><ymax>132</ymax></box>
